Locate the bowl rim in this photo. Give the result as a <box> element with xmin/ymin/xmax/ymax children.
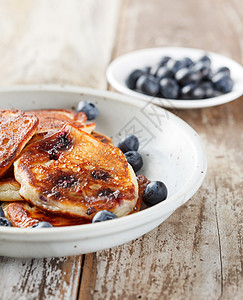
<box><xmin>106</xmin><ymin>46</ymin><xmax>243</xmax><ymax>109</ymax></box>
<box><xmin>0</xmin><ymin>84</ymin><xmax>207</xmax><ymax>240</ymax></box>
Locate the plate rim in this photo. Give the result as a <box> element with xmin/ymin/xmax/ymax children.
<box><xmin>106</xmin><ymin>46</ymin><xmax>243</xmax><ymax>109</ymax></box>
<box><xmin>0</xmin><ymin>84</ymin><xmax>207</xmax><ymax>241</ymax></box>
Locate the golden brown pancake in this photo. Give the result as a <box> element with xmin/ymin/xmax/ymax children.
<box><xmin>28</xmin><ymin>109</ymin><xmax>87</xmax><ymax>123</ymax></box>
<box><xmin>14</xmin><ymin>124</ymin><xmax>138</xmax><ymax>219</ymax></box>
<box><xmin>2</xmin><ymin>176</ymin><xmax>148</xmax><ymax>227</ymax></box>
<box><xmin>0</xmin><ymin>110</ymin><xmax>38</xmax><ymax>178</ymax></box>
<box><xmin>27</xmin><ymin>109</ymin><xmax>94</xmax><ymax>134</ymax></box>
<box><xmin>2</xmin><ymin>201</ymin><xmax>89</xmax><ymax>227</ymax></box>
<box><xmin>91</xmin><ymin>131</ymin><xmax>113</xmax><ymax>145</ymax></box>
<box><xmin>0</xmin><ymin>177</ymin><xmax>22</xmax><ymax>201</ymax></box>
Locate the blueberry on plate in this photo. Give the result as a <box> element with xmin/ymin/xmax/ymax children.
<box><xmin>92</xmin><ymin>210</ymin><xmax>118</xmax><ymax>223</ymax></box>
<box><xmin>143</xmin><ymin>181</ymin><xmax>168</xmax><ymax>206</ymax></box>
<box><xmin>118</xmin><ymin>135</ymin><xmax>139</xmax><ymax>153</ymax></box>
<box><xmin>159</xmin><ymin>78</ymin><xmax>179</xmax><ymax>99</ymax></box>
<box><xmin>0</xmin><ymin>206</ymin><xmax>4</xmax><ymax>217</ymax></box>
<box><xmin>0</xmin><ymin>217</ymin><xmax>13</xmax><ymax>227</ymax></box>
<box><xmin>212</xmin><ymin>73</ymin><xmax>234</xmax><ymax>93</ymax></box>
<box><xmin>124</xmin><ymin>151</ymin><xmax>143</xmax><ymax>173</ymax></box>
<box><xmin>136</xmin><ymin>74</ymin><xmax>160</xmax><ymax>96</ymax></box>
<box><xmin>126</xmin><ymin>69</ymin><xmax>145</xmax><ymax>89</ymax></box>
<box><xmin>31</xmin><ymin>222</ymin><xmax>53</xmax><ymax>228</ymax></box>
<box><xmin>76</xmin><ymin>101</ymin><xmax>99</xmax><ymax>120</ymax></box>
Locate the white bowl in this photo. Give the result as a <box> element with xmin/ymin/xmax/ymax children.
<box><xmin>0</xmin><ymin>85</ymin><xmax>207</xmax><ymax>258</ymax></box>
<box><xmin>106</xmin><ymin>47</ymin><xmax>243</xmax><ymax>109</ymax></box>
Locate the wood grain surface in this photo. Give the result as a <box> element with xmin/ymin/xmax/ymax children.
<box><xmin>0</xmin><ymin>0</ymin><xmax>242</xmax><ymax>299</ymax></box>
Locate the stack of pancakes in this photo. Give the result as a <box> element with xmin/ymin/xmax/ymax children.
<box><xmin>0</xmin><ymin>109</ymin><xmax>142</xmax><ymax>228</ymax></box>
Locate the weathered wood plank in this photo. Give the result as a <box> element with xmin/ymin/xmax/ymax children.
<box><xmin>0</xmin><ymin>0</ymin><xmax>120</xmax><ymax>89</ymax></box>
<box><xmin>0</xmin><ymin>256</ymin><xmax>82</xmax><ymax>300</ymax></box>
<box><xmin>79</xmin><ymin>0</ymin><xmax>243</xmax><ymax>299</ymax></box>
<box><xmin>0</xmin><ymin>0</ymin><xmax>120</xmax><ymax>299</ymax></box>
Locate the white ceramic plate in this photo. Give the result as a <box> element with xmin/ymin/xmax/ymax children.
<box><xmin>106</xmin><ymin>47</ymin><xmax>243</xmax><ymax>109</ymax></box>
<box><xmin>0</xmin><ymin>85</ymin><xmax>207</xmax><ymax>258</ymax></box>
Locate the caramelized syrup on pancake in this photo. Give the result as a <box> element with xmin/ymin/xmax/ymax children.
<box><xmin>3</xmin><ymin>174</ymin><xmax>149</xmax><ymax>227</ymax></box>
<box><xmin>0</xmin><ymin>110</ymin><xmax>38</xmax><ymax>177</ymax></box>
<box><xmin>4</xmin><ymin>202</ymin><xmax>89</xmax><ymax>227</ymax></box>
<box><xmin>14</xmin><ymin>124</ymin><xmax>138</xmax><ymax>219</ymax></box>
<box><xmin>91</xmin><ymin>131</ymin><xmax>113</xmax><ymax>145</ymax></box>
<box><xmin>27</xmin><ymin>109</ymin><xmax>91</xmax><ymax>134</ymax></box>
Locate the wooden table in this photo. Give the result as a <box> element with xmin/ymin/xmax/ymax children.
<box><xmin>0</xmin><ymin>0</ymin><xmax>242</xmax><ymax>299</ymax></box>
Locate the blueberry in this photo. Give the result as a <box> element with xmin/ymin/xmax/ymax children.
<box><xmin>212</xmin><ymin>90</ymin><xmax>224</xmax><ymax>97</ymax></box>
<box><xmin>159</xmin><ymin>78</ymin><xmax>179</xmax><ymax>99</ymax></box>
<box><xmin>76</xmin><ymin>101</ymin><xmax>98</xmax><ymax>120</ymax></box>
<box><xmin>0</xmin><ymin>217</ymin><xmax>13</xmax><ymax>227</ymax></box>
<box><xmin>198</xmin><ymin>55</ymin><xmax>211</xmax><ymax>67</ymax></box>
<box><xmin>143</xmin><ymin>181</ymin><xmax>168</xmax><ymax>206</ymax></box>
<box><xmin>203</xmin><ymin>68</ymin><xmax>213</xmax><ymax>81</ymax></box>
<box><xmin>215</xmin><ymin>66</ymin><xmax>230</xmax><ymax>77</ymax></box>
<box><xmin>136</xmin><ymin>74</ymin><xmax>160</xmax><ymax>96</ymax></box>
<box><xmin>92</xmin><ymin>210</ymin><xmax>118</xmax><ymax>223</ymax></box>
<box><xmin>166</xmin><ymin>59</ymin><xmax>185</xmax><ymax>75</ymax></box>
<box><xmin>181</xmin><ymin>57</ymin><xmax>194</xmax><ymax>68</ymax></box>
<box><xmin>159</xmin><ymin>56</ymin><xmax>171</xmax><ymax>67</ymax></box>
<box><xmin>190</xmin><ymin>85</ymin><xmax>206</xmax><ymax>99</ymax></box>
<box><xmin>156</xmin><ymin>67</ymin><xmax>174</xmax><ymax>80</ymax></box>
<box><xmin>143</xmin><ymin>66</ymin><xmax>151</xmax><ymax>74</ymax></box>
<box><xmin>31</xmin><ymin>222</ymin><xmax>53</xmax><ymax>228</ymax></box>
<box><xmin>150</xmin><ymin>57</ymin><xmax>171</xmax><ymax>76</ymax></box>
<box><xmin>180</xmin><ymin>83</ymin><xmax>198</xmax><ymax>99</ymax></box>
<box><xmin>191</xmin><ymin>61</ymin><xmax>211</xmax><ymax>78</ymax></box>
<box><xmin>212</xmin><ymin>73</ymin><xmax>234</xmax><ymax>93</ymax></box>
<box><xmin>0</xmin><ymin>206</ymin><xmax>4</xmax><ymax>217</ymax></box>
<box><xmin>200</xmin><ymin>81</ymin><xmax>215</xmax><ymax>98</ymax></box>
<box><xmin>126</xmin><ymin>69</ymin><xmax>145</xmax><ymax>89</ymax></box>
<box><xmin>118</xmin><ymin>135</ymin><xmax>139</xmax><ymax>153</ymax></box>
<box><xmin>124</xmin><ymin>151</ymin><xmax>143</xmax><ymax>173</ymax></box>
<box><xmin>149</xmin><ymin>64</ymin><xmax>160</xmax><ymax>77</ymax></box>
<box><xmin>175</xmin><ymin>68</ymin><xmax>202</xmax><ymax>86</ymax></box>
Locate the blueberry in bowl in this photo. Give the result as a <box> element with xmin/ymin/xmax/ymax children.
<box><xmin>125</xmin><ymin>53</ymin><xmax>235</xmax><ymax>101</ymax></box>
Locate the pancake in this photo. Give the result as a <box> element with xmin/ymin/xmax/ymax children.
<box><xmin>0</xmin><ymin>110</ymin><xmax>38</xmax><ymax>178</ymax></box>
<box><xmin>91</xmin><ymin>131</ymin><xmax>113</xmax><ymax>145</ymax></box>
<box><xmin>1</xmin><ymin>175</ymin><xmax>148</xmax><ymax>228</ymax></box>
<box><xmin>28</xmin><ymin>109</ymin><xmax>87</xmax><ymax>123</ymax></box>
<box><xmin>27</xmin><ymin>109</ymin><xmax>95</xmax><ymax>134</ymax></box>
<box><xmin>2</xmin><ymin>201</ymin><xmax>89</xmax><ymax>227</ymax></box>
<box><xmin>0</xmin><ymin>177</ymin><xmax>22</xmax><ymax>201</ymax></box>
<box><xmin>14</xmin><ymin>123</ymin><xmax>138</xmax><ymax>219</ymax></box>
